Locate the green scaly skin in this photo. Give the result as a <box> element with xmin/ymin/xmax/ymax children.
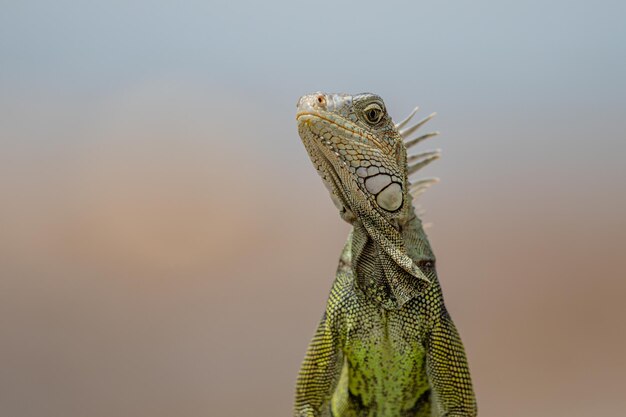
<box><xmin>294</xmin><ymin>92</ymin><xmax>477</xmax><ymax>417</ymax></box>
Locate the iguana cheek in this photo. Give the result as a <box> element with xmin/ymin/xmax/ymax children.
<box><xmin>362</xmin><ymin>173</ymin><xmax>404</xmax><ymax>212</ymax></box>
<box><xmin>376</xmin><ymin>183</ymin><xmax>403</xmax><ymax>211</ymax></box>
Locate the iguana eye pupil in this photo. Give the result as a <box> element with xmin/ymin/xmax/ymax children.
<box><xmin>419</xmin><ymin>260</ymin><xmax>434</xmax><ymax>269</ymax></box>
<box><xmin>363</xmin><ymin>103</ymin><xmax>384</xmax><ymax>124</ymax></box>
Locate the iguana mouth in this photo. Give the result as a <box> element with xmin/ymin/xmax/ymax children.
<box><xmin>296</xmin><ymin>111</ymin><xmax>365</xmax><ymax>140</ymax></box>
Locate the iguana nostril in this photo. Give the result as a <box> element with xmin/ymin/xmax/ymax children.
<box><xmin>316</xmin><ymin>95</ymin><xmax>326</xmax><ymax>107</ymax></box>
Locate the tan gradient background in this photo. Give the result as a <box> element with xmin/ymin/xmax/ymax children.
<box><xmin>1</xmin><ymin>1</ymin><xmax>626</xmax><ymax>417</ymax></box>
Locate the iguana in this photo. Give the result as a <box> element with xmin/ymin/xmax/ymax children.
<box><xmin>294</xmin><ymin>92</ymin><xmax>477</xmax><ymax>417</ymax></box>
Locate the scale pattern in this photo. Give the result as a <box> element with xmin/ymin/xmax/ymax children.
<box><xmin>294</xmin><ymin>93</ymin><xmax>477</xmax><ymax>417</ymax></box>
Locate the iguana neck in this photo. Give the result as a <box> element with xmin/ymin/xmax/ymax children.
<box><xmin>348</xmin><ymin>200</ymin><xmax>433</xmax><ymax>310</ymax></box>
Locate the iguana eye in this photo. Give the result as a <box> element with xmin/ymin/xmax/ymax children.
<box><xmin>418</xmin><ymin>260</ymin><xmax>435</xmax><ymax>270</ymax></box>
<box><xmin>363</xmin><ymin>103</ymin><xmax>384</xmax><ymax>125</ymax></box>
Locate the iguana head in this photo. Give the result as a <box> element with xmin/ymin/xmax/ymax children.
<box><xmin>296</xmin><ymin>92</ymin><xmax>440</xmax><ymax>308</ymax></box>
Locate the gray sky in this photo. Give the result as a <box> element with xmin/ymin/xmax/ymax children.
<box><xmin>2</xmin><ymin>1</ymin><xmax>625</xmax><ymax>102</ymax></box>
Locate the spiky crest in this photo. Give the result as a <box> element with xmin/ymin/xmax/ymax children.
<box><xmin>396</xmin><ymin>106</ymin><xmax>441</xmax><ymax>199</ymax></box>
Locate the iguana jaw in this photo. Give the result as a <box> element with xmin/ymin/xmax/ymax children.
<box><xmin>296</xmin><ymin>113</ymin><xmax>356</xmax><ymax>221</ymax></box>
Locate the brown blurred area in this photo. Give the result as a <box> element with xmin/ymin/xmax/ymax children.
<box><xmin>1</xmin><ymin>81</ymin><xmax>625</xmax><ymax>417</ymax></box>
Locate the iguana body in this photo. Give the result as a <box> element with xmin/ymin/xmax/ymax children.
<box><xmin>294</xmin><ymin>93</ymin><xmax>477</xmax><ymax>417</ymax></box>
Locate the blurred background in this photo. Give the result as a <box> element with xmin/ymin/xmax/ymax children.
<box><xmin>1</xmin><ymin>1</ymin><xmax>625</xmax><ymax>416</ymax></box>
